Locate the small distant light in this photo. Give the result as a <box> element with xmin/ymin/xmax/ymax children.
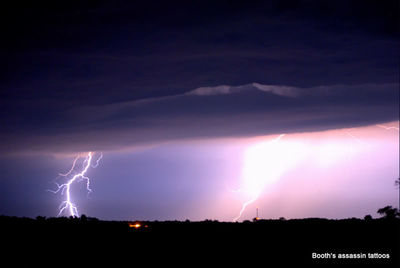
<box><xmin>129</xmin><ymin>222</ymin><xmax>141</xmax><ymax>229</ymax></box>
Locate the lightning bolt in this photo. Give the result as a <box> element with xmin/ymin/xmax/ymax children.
<box><xmin>49</xmin><ymin>152</ymin><xmax>102</xmax><ymax>217</ymax></box>
<box><xmin>343</xmin><ymin>128</ymin><xmax>364</xmax><ymax>144</ymax></box>
<box><xmin>376</xmin><ymin>124</ymin><xmax>399</xmax><ymax>131</ymax></box>
<box><xmin>233</xmin><ymin>196</ymin><xmax>259</xmax><ymax>222</ymax></box>
<box><xmin>343</xmin><ymin>123</ymin><xmax>398</xmax><ymax>144</ymax></box>
<box><xmin>233</xmin><ymin>134</ymin><xmax>286</xmax><ymax>222</ymax></box>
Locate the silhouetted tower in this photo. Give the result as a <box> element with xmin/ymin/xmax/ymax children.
<box><xmin>255</xmin><ymin>207</ymin><xmax>259</xmax><ymax>221</ymax></box>
<box><xmin>396</xmin><ymin>178</ymin><xmax>400</xmax><ymax>210</ymax></box>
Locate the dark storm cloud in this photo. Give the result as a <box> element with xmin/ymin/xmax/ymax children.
<box><xmin>1</xmin><ymin>82</ymin><xmax>397</xmax><ymax>153</ymax></box>
<box><xmin>0</xmin><ymin>1</ymin><xmax>398</xmax><ymax>153</ymax></box>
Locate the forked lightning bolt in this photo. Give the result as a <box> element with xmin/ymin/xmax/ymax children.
<box><xmin>233</xmin><ymin>134</ymin><xmax>285</xmax><ymax>222</ymax></box>
<box><xmin>49</xmin><ymin>152</ymin><xmax>102</xmax><ymax>217</ymax></box>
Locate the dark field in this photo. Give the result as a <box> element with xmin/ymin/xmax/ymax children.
<box><xmin>1</xmin><ymin>216</ymin><xmax>399</xmax><ymax>266</ymax></box>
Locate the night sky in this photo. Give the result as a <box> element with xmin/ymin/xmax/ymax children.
<box><xmin>0</xmin><ymin>1</ymin><xmax>398</xmax><ymax>221</ymax></box>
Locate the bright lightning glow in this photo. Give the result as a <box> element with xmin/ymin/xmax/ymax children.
<box><xmin>232</xmin><ymin>122</ymin><xmax>399</xmax><ymax>221</ymax></box>
<box><xmin>49</xmin><ymin>152</ymin><xmax>102</xmax><ymax>217</ymax></box>
<box><xmin>233</xmin><ymin>134</ymin><xmax>307</xmax><ymax>221</ymax></box>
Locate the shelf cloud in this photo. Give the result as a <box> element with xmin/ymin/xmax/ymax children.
<box><xmin>2</xmin><ymin>82</ymin><xmax>397</xmax><ymax>154</ymax></box>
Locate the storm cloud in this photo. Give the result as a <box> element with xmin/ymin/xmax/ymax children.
<box><xmin>0</xmin><ymin>0</ymin><xmax>398</xmax><ymax>221</ymax></box>
<box><xmin>1</xmin><ymin>0</ymin><xmax>398</xmax><ymax>154</ymax></box>
<box><xmin>1</xmin><ymin>82</ymin><xmax>397</xmax><ymax>153</ymax></box>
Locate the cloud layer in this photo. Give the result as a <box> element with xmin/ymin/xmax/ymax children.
<box><xmin>1</xmin><ymin>82</ymin><xmax>397</xmax><ymax>154</ymax></box>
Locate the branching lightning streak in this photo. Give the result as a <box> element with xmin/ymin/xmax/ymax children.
<box><xmin>92</xmin><ymin>152</ymin><xmax>103</xmax><ymax>168</ymax></box>
<box><xmin>233</xmin><ymin>134</ymin><xmax>285</xmax><ymax>222</ymax></box>
<box><xmin>343</xmin><ymin>129</ymin><xmax>364</xmax><ymax>144</ymax></box>
<box><xmin>58</xmin><ymin>154</ymin><xmax>80</xmax><ymax>177</ymax></box>
<box><xmin>376</xmin><ymin>124</ymin><xmax>399</xmax><ymax>131</ymax></box>
<box><xmin>344</xmin><ymin>124</ymin><xmax>398</xmax><ymax>144</ymax></box>
<box><xmin>233</xmin><ymin>195</ymin><xmax>259</xmax><ymax>222</ymax></box>
<box><xmin>49</xmin><ymin>152</ymin><xmax>102</xmax><ymax>217</ymax></box>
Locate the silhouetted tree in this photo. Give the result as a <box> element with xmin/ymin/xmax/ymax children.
<box><xmin>364</xmin><ymin>215</ymin><xmax>372</xmax><ymax>221</ymax></box>
<box><xmin>80</xmin><ymin>214</ymin><xmax>87</xmax><ymax>222</ymax></box>
<box><xmin>377</xmin><ymin>206</ymin><xmax>400</xmax><ymax>219</ymax></box>
<box><xmin>36</xmin><ymin>216</ymin><xmax>46</xmax><ymax>221</ymax></box>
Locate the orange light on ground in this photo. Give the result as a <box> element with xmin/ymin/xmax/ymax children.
<box><xmin>129</xmin><ymin>222</ymin><xmax>141</xmax><ymax>229</ymax></box>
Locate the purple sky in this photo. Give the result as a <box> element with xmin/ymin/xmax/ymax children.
<box><xmin>0</xmin><ymin>122</ymin><xmax>397</xmax><ymax>221</ymax></box>
<box><xmin>0</xmin><ymin>1</ymin><xmax>398</xmax><ymax>220</ymax></box>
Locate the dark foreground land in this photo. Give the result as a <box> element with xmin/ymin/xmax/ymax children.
<box><xmin>1</xmin><ymin>216</ymin><xmax>399</xmax><ymax>266</ymax></box>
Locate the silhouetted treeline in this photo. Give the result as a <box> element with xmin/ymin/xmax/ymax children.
<box><xmin>1</xmin><ymin>214</ymin><xmax>398</xmax><ymax>266</ymax></box>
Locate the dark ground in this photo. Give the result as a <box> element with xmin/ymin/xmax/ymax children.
<box><xmin>1</xmin><ymin>216</ymin><xmax>399</xmax><ymax>266</ymax></box>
